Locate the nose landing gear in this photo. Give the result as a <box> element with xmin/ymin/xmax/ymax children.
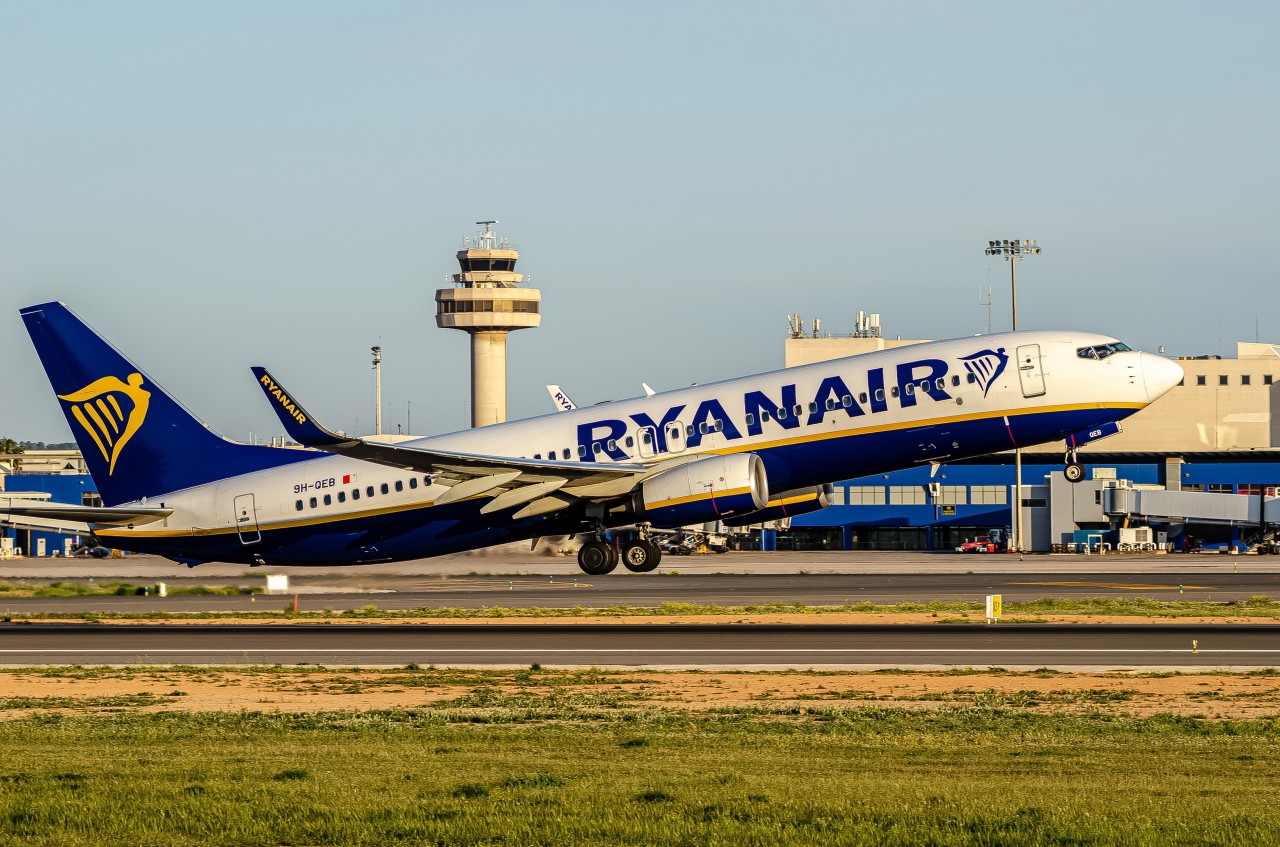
<box><xmin>1064</xmin><ymin>449</ymin><xmax>1086</xmax><ymax>483</ymax></box>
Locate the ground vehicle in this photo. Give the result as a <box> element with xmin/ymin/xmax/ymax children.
<box><xmin>956</xmin><ymin>534</ymin><xmax>1004</xmax><ymax>554</ymax></box>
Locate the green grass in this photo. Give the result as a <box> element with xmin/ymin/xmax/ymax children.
<box><xmin>1</xmin><ymin>708</ymin><xmax>1279</xmax><ymax>845</ymax></box>
<box><xmin>0</xmin><ymin>581</ymin><xmax>258</xmax><ymax>598</ymax></box>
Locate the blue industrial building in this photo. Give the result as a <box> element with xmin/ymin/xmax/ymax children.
<box><xmin>1</xmin><ymin>473</ymin><xmax>99</xmax><ymax>557</ymax></box>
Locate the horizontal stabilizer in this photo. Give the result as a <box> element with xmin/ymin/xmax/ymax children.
<box><xmin>1</xmin><ymin>498</ymin><xmax>172</xmax><ymax>529</ymax></box>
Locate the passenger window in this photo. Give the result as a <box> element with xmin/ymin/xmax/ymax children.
<box><xmin>625</xmin><ymin>436</ymin><xmax>634</xmax><ymax>448</ymax></box>
<box><xmin>395</xmin><ymin>480</ymin><xmax>403</xmax><ymax>492</ymax></box>
<box><xmin>295</xmin><ymin>500</ymin><xmax>303</xmax><ymax>511</ymax></box>
<box><xmin>951</xmin><ymin>375</ymin><xmax>960</xmax><ymax>387</ymax></box>
<box><xmin>809</xmin><ymin>402</ymin><xmax>818</xmax><ymax>414</ymax></box>
<box><xmin>793</xmin><ymin>405</ymin><xmax>802</xmax><ymax>417</ymax></box>
<box><xmin>826</xmin><ymin>399</ymin><xmax>837</xmax><ymax>411</ymax></box>
<box><xmin>338</xmin><ymin>491</ymin><xmax>346</xmax><ymax>503</ymax></box>
<box><xmin>699</xmin><ymin>422</ymin><xmax>709</xmax><ymax>435</ymax></box>
<box><xmin>874</xmin><ymin>389</ymin><xmax>884</xmax><ymax>402</ymax></box>
<box><xmin>841</xmin><ymin>395</ymin><xmax>852</xmax><ymax>408</ymax></box>
<box><xmin>936</xmin><ymin>378</ymin><xmax>945</xmax><ymax>391</ymax></box>
<box><xmin>577</xmin><ymin>445</ymin><xmax>587</xmax><ymax>457</ymax></box>
<box><xmin>859</xmin><ymin>392</ymin><xmax>868</xmax><ymax>404</ymax></box>
<box><xmin>562</xmin><ymin>449</ymin><xmax>571</xmax><ymax>460</ymax></box>
<box><xmin>409</xmin><ymin>478</ymin><xmax>417</xmax><ymax>490</ymax></box>
<box><xmin>966</xmin><ymin>373</ymin><xmax>976</xmax><ymax>384</ymax></box>
<box><xmin>904</xmin><ymin>384</ymin><xmax>914</xmax><ymax>396</ymax></box>
<box><xmin>668</xmin><ymin>427</ymin><xmax>680</xmax><ymax>441</ymax></box>
<box><xmin>891</xmin><ymin>386</ymin><xmax>900</xmax><ymax>398</ymax></box>
<box><xmin>352</xmin><ymin>489</ymin><xmax>360</xmax><ymax>500</ymax></box>
<box><xmin>920</xmin><ymin>380</ymin><xmax>930</xmax><ymax>393</ymax></box>
<box><xmin>593</xmin><ymin>443</ymin><xmax>603</xmax><ymax>454</ymax></box>
<box><xmin>777</xmin><ymin>407</ymin><xmax>788</xmax><ymax>420</ymax></box>
<box><xmin>309</xmin><ymin>497</ymin><xmax>317</xmax><ymax>509</ymax></box>
<box><xmin>533</xmin><ymin>454</ymin><xmax>541</xmax><ymax>460</ymax></box>
<box><xmin>761</xmin><ymin>410</ymin><xmax>771</xmax><ymax>421</ymax></box>
<box><xmin>424</xmin><ymin>475</ymin><xmax>433</xmax><ymax>486</ymax></box>
<box><xmin>380</xmin><ymin>483</ymin><xmax>389</xmax><ymax>495</ymax></box>
<box><xmin>323</xmin><ymin>494</ymin><xmax>332</xmax><ymax>506</ymax></box>
<box><xmin>687</xmin><ymin>425</ymin><xmax>696</xmax><ymax>437</ymax></box>
<box><xmin>365</xmin><ymin>486</ymin><xmax>374</xmax><ymax>497</ymax></box>
<box><xmin>606</xmin><ymin>439</ymin><xmax>617</xmax><ymax>451</ymax></box>
<box><xmin>642</xmin><ymin>431</ymin><xmax>652</xmax><ymax>444</ymax></box>
<box><xmin>715</xmin><ymin>419</ymin><xmax>724</xmax><ymax>432</ymax></box>
<box><xmin>745</xmin><ymin>413</ymin><xmax>755</xmax><ymax>427</ymax></box>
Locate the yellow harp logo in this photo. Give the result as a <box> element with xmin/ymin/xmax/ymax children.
<box><xmin>58</xmin><ymin>373</ymin><xmax>151</xmax><ymax>475</ymax></box>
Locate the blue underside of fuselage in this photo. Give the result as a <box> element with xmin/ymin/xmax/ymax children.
<box><xmin>126</xmin><ymin>405</ymin><xmax>1133</xmax><ymax>566</ymax></box>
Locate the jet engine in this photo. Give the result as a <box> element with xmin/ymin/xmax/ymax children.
<box><xmin>722</xmin><ymin>483</ymin><xmax>833</xmax><ymax>527</ymax></box>
<box><xmin>638</xmin><ymin>454</ymin><xmax>768</xmax><ymax>528</ymax></box>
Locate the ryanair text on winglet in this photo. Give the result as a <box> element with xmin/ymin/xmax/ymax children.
<box><xmin>259</xmin><ymin>373</ymin><xmax>307</xmax><ymax>424</ymax></box>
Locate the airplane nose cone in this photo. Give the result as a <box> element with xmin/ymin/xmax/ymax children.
<box><xmin>1140</xmin><ymin>353</ymin><xmax>1183</xmax><ymax>402</ymax></box>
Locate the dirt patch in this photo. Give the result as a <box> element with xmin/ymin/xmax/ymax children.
<box><xmin>3</xmin><ymin>668</ymin><xmax>1278</xmax><ymax>720</ymax></box>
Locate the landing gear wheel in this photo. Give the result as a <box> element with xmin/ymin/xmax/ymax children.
<box><xmin>1064</xmin><ymin>461</ymin><xmax>1086</xmax><ymax>483</ymax></box>
<box><xmin>577</xmin><ymin>539</ymin><xmax>617</xmax><ymax>575</ymax></box>
<box><xmin>622</xmin><ymin>539</ymin><xmax>661</xmax><ymax>573</ymax></box>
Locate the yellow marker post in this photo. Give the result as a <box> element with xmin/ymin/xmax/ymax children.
<box><xmin>985</xmin><ymin>594</ymin><xmax>1002</xmax><ymax>624</ymax></box>
<box><xmin>1192</xmin><ymin>639</ymin><xmax>1198</xmax><ymax>654</ymax></box>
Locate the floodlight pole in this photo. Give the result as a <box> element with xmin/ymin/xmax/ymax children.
<box><xmin>984</xmin><ymin>240</ymin><xmax>1041</xmax><ymax>554</ymax></box>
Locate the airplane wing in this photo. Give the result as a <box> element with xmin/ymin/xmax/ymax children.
<box><xmin>1</xmin><ymin>498</ymin><xmax>172</xmax><ymax>532</ymax></box>
<box><xmin>252</xmin><ymin>368</ymin><xmax>656</xmax><ymax>511</ymax></box>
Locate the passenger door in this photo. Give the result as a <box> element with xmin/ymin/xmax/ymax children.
<box><xmin>234</xmin><ymin>493</ymin><xmax>261</xmax><ymax>545</ymax></box>
<box><xmin>1016</xmin><ymin>344</ymin><xmax>1046</xmax><ymax>398</ymax></box>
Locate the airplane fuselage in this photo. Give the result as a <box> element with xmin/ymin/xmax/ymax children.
<box><xmin>90</xmin><ymin>330</ymin><xmax>1177</xmax><ymax>566</ymax></box>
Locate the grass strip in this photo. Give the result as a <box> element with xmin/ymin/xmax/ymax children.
<box><xmin>1</xmin><ymin>708</ymin><xmax>1278</xmax><ymax>846</ymax></box>
<box><xmin>0</xmin><ymin>581</ymin><xmax>257</xmax><ymax>598</ymax></box>
<box><xmin>3</xmin><ymin>595</ymin><xmax>1280</xmax><ymax>622</ymax></box>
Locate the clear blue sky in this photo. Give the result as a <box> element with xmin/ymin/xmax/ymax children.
<box><xmin>3</xmin><ymin>1</ymin><xmax>1276</xmax><ymax>442</ymax></box>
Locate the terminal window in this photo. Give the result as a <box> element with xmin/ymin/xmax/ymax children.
<box><xmin>1242</xmin><ymin>375</ymin><xmax>1251</xmax><ymax>385</ymax></box>
<box><xmin>937</xmin><ymin>486</ymin><xmax>967</xmax><ymax>505</ymax></box>
<box><xmin>1196</xmin><ymin>375</ymin><xmax>1207</xmax><ymax>386</ymax></box>
<box><xmin>889</xmin><ymin>486</ymin><xmax>925</xmax><ymax>505</ymax></box>
<box><xmin>847</xmin><ymin>486</ymin><xmax>886</xmax><ymax>505</ymax></box>
<box><xmin>829</xmin><ymin>487</ymin><xmax>846</xmax><ymax>506</ymax></box>
<box><xmin>1266</xmin><ymin>375</ymin><xmax>1274</xmax><ymax>385</ymax></box>
<box><xmin>971</xmin><ymin>485</ymin><xmax>1008</xmax><ymax>505</ymax></box>
<box><xmin>1219</xmin><ymin>375</ymin><xmax>1229</xmax><ymax>386</ymax></box>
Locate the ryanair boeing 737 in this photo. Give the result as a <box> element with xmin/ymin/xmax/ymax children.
<box><xmin>5</xmin><ymin>302</ymin><xmax>1182</xmax><ymax>574</ymax></box>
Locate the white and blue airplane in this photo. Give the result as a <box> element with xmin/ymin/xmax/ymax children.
<box><xmin>6</xmin><ymin>302</ymin><xmax>1182</xmax><ymax>574</ymax></box>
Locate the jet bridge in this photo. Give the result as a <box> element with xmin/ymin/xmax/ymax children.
<box><xmin>1103</xmin><ymin>485</ymin><xmax>1280</xmax><ymax>527</ymax></box>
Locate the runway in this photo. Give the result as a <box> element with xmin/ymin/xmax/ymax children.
<box><xmin>2</xmin><ymin>622</ymin><xmax>1276</xmax><ymax>669</ymax></box>
<box><xmin>4</xmin><ymin>571</ymin><xmax>1279</xmax><ymax>614</ymax></box>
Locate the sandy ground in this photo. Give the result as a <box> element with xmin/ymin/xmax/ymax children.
<box><xmin>3</xmin><ymin>666</ymin><xmax>1278</xmax><ymax>720</ymax></box>
<box><xmin>20</xmin><ymin>612</ymin><xmax>1280</xmax><ymax>626</ymax></box>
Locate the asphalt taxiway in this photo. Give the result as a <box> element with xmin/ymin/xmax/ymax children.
<box><xmin>2</xmin><ymin>571</ymin><xmax>1278</xmax><ymax>615</ymax></box>
<box><xmin>1</xmin><ymin>622</ymin><xmax>1275</xmax><ymax>669</ymax></box>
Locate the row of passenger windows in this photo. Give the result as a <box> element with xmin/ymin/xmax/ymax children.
<box><xmin>1190</xmin><ymin>374</ymin><xmax>1274</xmax><ymax>386</ymax></box>
<box><xmin>527</xmin><ymin>374</ymin><xmax>982</xmax><ymax>461</ymax></box>
<box><xmin>295</xmin><ymin>476</ymin><xmax>430</xmax><ymax>512</ymax></box>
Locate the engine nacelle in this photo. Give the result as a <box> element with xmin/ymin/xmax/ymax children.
<box><xmin>639</xmin><ymin>454</ymin><xmax>768</xmax><ymax>528</ymax></box>
<box><xmin>722</xmin><ymin>484</ymin><xmax>833</xmax><ymax>527</ymax></box>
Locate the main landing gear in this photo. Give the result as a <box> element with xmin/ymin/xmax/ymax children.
<box><xmin>1064</xmin><ymin>449</ymin><xmax>1086</xmax><ymax>484</ymax></box>
<box><xmin>576</xmin><ymin>531</ymin><xmax>663</xmax><ymax>575</ymax></box>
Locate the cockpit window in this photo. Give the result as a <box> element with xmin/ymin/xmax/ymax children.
<box><xmin>1077</xmin><ymin>342</ymin><xmax>1132</xmax><ymax>360</ymax></box>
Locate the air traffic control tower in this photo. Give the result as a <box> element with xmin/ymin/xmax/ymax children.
<box><xmin>435</xmin><ymin>221</ymin><xmax>541</xmax><ymax>427</ymax></box>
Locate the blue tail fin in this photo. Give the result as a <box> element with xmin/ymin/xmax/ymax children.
<box><xmin>21</xmin><ymin>302</ymin><xmax>314</xmax><ymax>505</ymax></box>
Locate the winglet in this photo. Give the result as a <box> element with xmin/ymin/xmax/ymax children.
<box><xmin>251</xmin><ymin>367</ymin><xmax>353</xmax><ymax>448</ymax></box>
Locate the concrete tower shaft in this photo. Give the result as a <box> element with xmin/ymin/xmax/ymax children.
<box><xmin>435</xmin><ymin>222</ymin><xmax>542</xmax><ymax>427</ymax></box>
